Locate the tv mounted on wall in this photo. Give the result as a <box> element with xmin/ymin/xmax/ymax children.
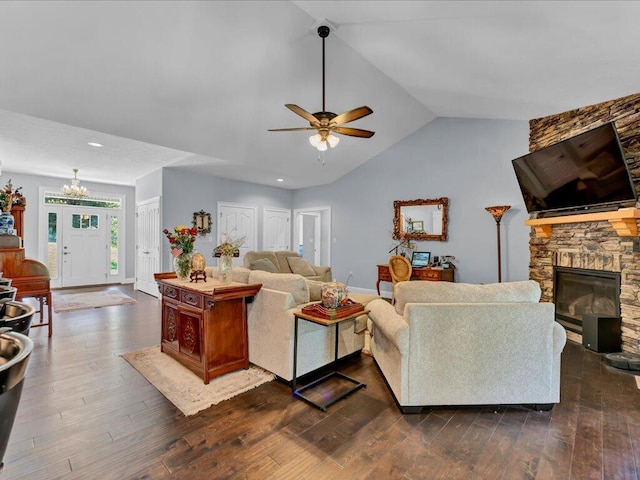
<box><xmin>512</xmin><ymin>122</ymin><xmax>637</xmax><ymax>216</ymax></box>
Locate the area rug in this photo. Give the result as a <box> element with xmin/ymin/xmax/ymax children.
<box><xmin>121</xmin><ymin>345</ymin><xmax>275</xmax><ymax>416</ymax></box>
<box><xmin>53</xmin><ymin>290</ymin><xmax>137</xmax><ymax>313</ymax></box>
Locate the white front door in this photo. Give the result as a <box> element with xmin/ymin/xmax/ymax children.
<box><xmin>263</xmin><ymin>207</ymin><xmax>291</xmax><ymax>251</ymax></box>
<box><xmin>61</xmin><ymin>209</ymin><xmax>108</xmax><ymax>287</ymax></box>
<box><xmin>135</xmin><ymin>197</ymin><xmax>161</xmax><ymax>297</ymax></box>
<box><xmin>217</xmin><ymin>202</ymin><xmax>257</xmax><ymax>265</ymax></box>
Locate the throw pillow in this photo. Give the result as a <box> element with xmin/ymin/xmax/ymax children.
<box><xmin>287</xmin><ymin>257</ymin><xmax>317</xmax><ymax>277</ymax></box>
<box><xmin>249</xmin><ymin>258</ymin><xmax>279</xmax><ymax>273</ymax></box>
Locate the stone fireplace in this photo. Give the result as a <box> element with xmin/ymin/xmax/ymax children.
<box><xmin>528</xmin><ymin>92</ymin><xmax>640</xmax><ymax>354</ymax></box>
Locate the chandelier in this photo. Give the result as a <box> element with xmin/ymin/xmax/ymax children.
<box><xmin>62</xmin><ymin>169</ymin><xmax>88</xmax><ymax>198</ymax></box>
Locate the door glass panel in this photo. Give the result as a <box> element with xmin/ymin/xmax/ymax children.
<box><xmin>47</xmin><ymin>212</ymin><xmax>58</xmax><ymax>280</ymax></box>
<box><xmin>72</xmin><ymin>213</ymin><xmax>99</xmax><ymax>229</ymax></box>
<box><xmin>110</xmin><ymin>216</ymin><xmax>119</xmax><ymax>275</ymax></box>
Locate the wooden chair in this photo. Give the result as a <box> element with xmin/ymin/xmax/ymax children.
<box><xmin>388</xmin><ymin>255</ymin><xmax>412</xmax><ymax>305</ymax></box>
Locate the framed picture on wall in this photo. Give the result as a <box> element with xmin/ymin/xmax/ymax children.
<box><xmin>192</xmin><ymin>210</ymin><xmax>212</xmax><ymax>236</ymax></box>
<box><xmin>411</xmin><ymin>220</ymin><xmax>424</xmax><ymax>232</ymax></box>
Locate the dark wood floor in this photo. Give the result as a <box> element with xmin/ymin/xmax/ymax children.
<box><xmin>3</xmin><ymin>284</ymin><xmax>640</xmax><ymax>479</ymax></box>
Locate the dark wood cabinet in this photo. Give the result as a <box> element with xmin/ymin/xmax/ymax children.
<box><xmin>155</xmin><ymin>273</ymin><xmax>261</xmax><ymax>384</ymax></box>
<box><xmin>376</xmin><ymin>264</ymin><xmax>454</xmax><ymax>295</ymax></box>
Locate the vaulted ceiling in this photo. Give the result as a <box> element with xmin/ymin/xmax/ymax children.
<box><xmin>0</xmin><ymin>1</ymin><xmax>638</xmax><ymax>189</ymax></box>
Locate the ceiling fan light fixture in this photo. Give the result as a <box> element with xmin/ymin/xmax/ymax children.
<box><xmin>309</xmin><ymin>133</ymin><xmax>322</xmax><ymax>147</ymax></box>
<box><xmin>327</xmin><ymin>134</ymin><xmax>340</xmax><ymax>148</ymax></box>
<box><xmin>269</xmin><ymin>22</ymin><xmax>374</xmax><ymax>155</ymax></box>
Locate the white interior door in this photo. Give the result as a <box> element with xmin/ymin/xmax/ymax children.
<box><xmin>263</xmin><ymin>207</ymin><xmax>291</xmax><ymax>251</ymax></box>
<box><xmin>61</xmin><ymin>209</ymin><xmax>108</xmax><ymax>287</ymax></box>
<box><xmin>217</xmin><ymin>202</ymin><xmax>257</xmax><ymax>265</ymax></box>
<box><xmin>136</xmin><ymin>197</ymin><xmax>161</xmax><ymax>297</ymax></box>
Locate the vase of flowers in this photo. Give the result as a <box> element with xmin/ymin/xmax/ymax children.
<box><xmin>214</xmin><ymin>231</ymin><xmax>245</xmax><ymax>285</ymax></box>
<box><xmin>0</xmin><ymin>180</ymin><xmax>23</xmax><ymax>236</ymax></box>
<box><xmin>163</xmin><ymin>225</ymin><xmax>197</xmax><ymax>281</ymax></box>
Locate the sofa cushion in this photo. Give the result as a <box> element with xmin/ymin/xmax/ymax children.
<box><xmin>394</xmin><ymin>280</ymin><xmax>542</xmax><ymax>314</ymax></box>
<box><xmin>306</xmin><ymin>279</ymin><xmax>324</xmax><ymax>302</ymax></box>
<box><xmin>231</xmin><ymin>266</ymin><xmax>251</xmax><ymax>284</ymax></box>
<box><xmin>249</xmin><ymin>258</ymin><xmax>279</xmax><ymax>273</ymax></box>
<box><xmin>248</xmin><ymin>270</ymin><xmax>310</xmax><ymax>305</ymax></box>
<box><xmin>274</xmin><ymin>251</ymin><xmax>298</xmax><ymax>273</ymax></box>
<box><xmin>287</xmin><ymin>257</ymin><xmax>317</xmax><ymax>277</ymax></box>
<box><xmin>243</xmin><ymin>251</ymin><xmax>281</xmax><ymax>272</ymax></box>
<box><xmin>205</xmin><ymin>266</ymin><xmax>251</xmax><ymax>284</ymax></box>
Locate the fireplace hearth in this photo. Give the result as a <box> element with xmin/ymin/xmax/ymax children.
<box><xmin>553</xmin><ymin>267</ymin><xmax>620</xmax><ymax>334</ymax></box>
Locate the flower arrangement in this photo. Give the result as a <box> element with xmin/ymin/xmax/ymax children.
<box><xmin>388</xmin><ymin>229</ymin><xmax>416</xmax><ymax>257</ymax></box>
<box><xmin>214</xmin><ymin>231</ymin><xmax>246</xmax><ymax>258</ymax></box>
<box><xmin>163</xmin><ymin>225</ymin><xmax>197</xmax><ymax>257</ymax></box>
<box><xmin>0</xmin><ymin>180</ymin><xmax>25</xmax><ymax>213</ymax></box>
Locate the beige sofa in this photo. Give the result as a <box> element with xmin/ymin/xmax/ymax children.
<box><xmin>205</xmin><ymin>266</ymin><xmax>377</xmax><ymax>382</ymax></box>
<box><xmin>367</xmin><ymin>280</ymin><xmax>566</xmax><ymax>413</ymax></box>
<box><xmin>243</xmin><ymin>250</ymin><xmax>332</xmax><ymax>282</ymax></box>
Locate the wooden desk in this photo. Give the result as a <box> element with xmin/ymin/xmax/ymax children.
<box><xmin>376</xmin><ymin>264</ymin><xmax>454</xmax><ymax>295</ymax></box>
<box><xmin>155</xmin><ymin>273</ymin><xmax>262</xmax><ymax>384</ymax></box>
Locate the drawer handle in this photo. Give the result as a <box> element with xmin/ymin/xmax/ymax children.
<box><xmin>184</xmin><ymin>293</ymin><xmax>199</xmax><ymax>306</ymax></box>
<box><xmin>166</xmin><ymin>287</ymin><xmax>178</xmax><ymax>298</ymax></box>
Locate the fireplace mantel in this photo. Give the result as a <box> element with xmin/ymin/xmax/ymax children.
<box><xmin>525</xmin><ymin>207</ymin><xmax>640</xmax><ymax>238</ymax></box>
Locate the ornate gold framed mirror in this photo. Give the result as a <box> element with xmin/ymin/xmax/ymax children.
<box><xmin>192</xmin><ymin>210</ymin><xmax>212</xmax><ymax>236</ymax></box>
<box><xmin>393</xmin><ymin>197</ymin><xmax>449</xmax><ymax>241</ymax></box>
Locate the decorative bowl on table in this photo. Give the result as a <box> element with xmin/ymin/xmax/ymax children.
<box><xmin>321</xmin><ymin>282</ymin><xmax>348</xmax><ymax>309</ymax></box>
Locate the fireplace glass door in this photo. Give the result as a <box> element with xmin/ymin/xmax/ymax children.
<box><xmin>554</xmin><ymin>267</ymin><xmax>620</xmax><ymax>329</ymax></box>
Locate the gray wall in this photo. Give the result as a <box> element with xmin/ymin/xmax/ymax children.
<box><xmin>158</xmin><ymin>168</ymin><xmax>293</xmax><ymax>271</ymax></box>
<box><xmin>293</xmin><ymin>117</ymin><xmax>531</xmax><ymax>293</ymax></box>
<box><xmin>135</xmin><ymin>167</ymin><xmax>163</xmax><ymax>203</ymax></box>
<box><xmin>0</xmin><ymin>171</ymin><xmax>136</xmax><ymax>279</ymax></box>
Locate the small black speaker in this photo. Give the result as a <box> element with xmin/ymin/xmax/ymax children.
<box><xmin>582</xmin><ymin>314</ymin><xmax>621</xmax><ymax>353</ymax></box>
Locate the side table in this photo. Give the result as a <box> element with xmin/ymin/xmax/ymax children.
<box><xmin>292</xmin><ymin>309</ymin><xmax>368</xmax><ymax>412</ymax></box>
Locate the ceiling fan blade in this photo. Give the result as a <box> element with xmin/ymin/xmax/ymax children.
<box><xmin>268</xmin><ymin>127</ymin><xmax>317</xmax><ymax>132</ymax></box>
<box><xmin>333</xmin><ymin>127</ymin><xmax>375</xmax><ymax>138</ymax></box>
<box><xmin>285</xmin><ymin>104</ymin><xmax>319</xmax><ymax>125</ymax></box>
<box><xmin>332</xmin><ymin>106</ymin><xmax>373</xmax><ymax>126</ymax></box>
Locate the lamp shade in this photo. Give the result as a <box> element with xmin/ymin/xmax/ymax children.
<box><xmin>485</xmin><ymin>205</ymin><xmax>511</xmax><ymax>223</ymax></box>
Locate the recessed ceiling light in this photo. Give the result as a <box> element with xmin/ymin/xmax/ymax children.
<box><xmin>277</xmin><ymin>178</ymin><xmax>284</xmax><ymax>182</ymax></box>
<box><xmin>88</xmin><ymin>142</ymin><xmax>103</xmax><ymax>147</ymax></box>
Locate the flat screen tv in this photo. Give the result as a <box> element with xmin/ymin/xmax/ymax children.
<box><xmin>512</xmin><ymin>122</ymin><xmax>637</xmax><ymax>215</ymax></box>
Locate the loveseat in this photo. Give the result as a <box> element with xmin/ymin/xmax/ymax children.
<box><xmin>367</xmin><ymin>280</ymin><xmax>566</xmax><ymax>413</ymax></box>
<box><xmin>205</xmin><ymin>266</ymin><xmax>377</xmax><ymax>382</ymax></box>
<box><xmin>243</xmin><ymin>250</ymin><xmax>332</xmax><ymax>282</ymax></box>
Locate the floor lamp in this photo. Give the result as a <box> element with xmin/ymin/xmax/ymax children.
<box><xmin>485</xmin><ymin>205</ymin><xmax>511</xmax><ymax>282</ymax></box>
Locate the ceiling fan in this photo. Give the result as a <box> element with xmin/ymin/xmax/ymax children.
<box><xmin>269</xmin><ymin>24</ymin><xmax>374</xmax><ymax>152</ymax></box>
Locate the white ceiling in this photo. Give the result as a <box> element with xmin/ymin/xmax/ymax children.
<box><xmin>0</xmin><ymin>1</ymin><xmax>638</xmax><ymax>189</ymax></box>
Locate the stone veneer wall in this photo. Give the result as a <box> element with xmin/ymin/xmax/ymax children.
<box><xmin>528</xmin><ymin>92</ymin><xmax>640</xmax><ymax>353</ymax></box>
